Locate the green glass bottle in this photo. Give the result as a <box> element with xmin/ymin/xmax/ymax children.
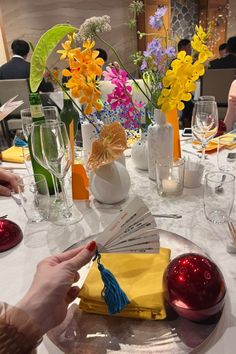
<box><xmin>28</xmin><ymin>93</ymin><xmax>56</xmax><ymax>195</ymax></box>
<box><xmin>60</xmin><ymin>89</ymin><xmax>82</xmax><ymax>146</ymax></box>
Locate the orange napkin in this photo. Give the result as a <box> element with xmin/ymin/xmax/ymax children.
<box><xmin>72</xmin><ymin>164</ymin><xmax>89</xmax><ymax>200</ymax></box>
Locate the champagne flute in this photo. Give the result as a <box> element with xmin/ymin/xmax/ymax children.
<box><xmin>40</xmin><ymin>121</ymin><xmax>81</xmax><ymax>225</ymax></box>
<box><xmin>31</xmin><ymin>121</ymin><xmax>62</xmax><ymax>204</ymax></box>
<box><xmin>191</xmin><ymin>100</ymin><xmax>219</xmax><ymax>163</ymax></box>
<box><xmin>22</xmin><ymin>106</ymin><xmax>61</xmax><ymax>198</ymax></box>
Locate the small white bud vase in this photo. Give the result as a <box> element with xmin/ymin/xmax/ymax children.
<box><xmin>147</xmin><ymin>108</ymin><xmax>173</xmax><ymax>180</ymax></box>
<box><xmin>131</xmin><ymin>131</ymin><xmax>148</xmax><ymax>170</ymax></box>
<box><xmin>90</xmin><ymin>160</ymin><xmax>131</xmax><ymax>204</ymax></box>
<box><xmin>81</xmin><ymin>120</ymin><xmax>103</xmax><ymax>163</ymax></box>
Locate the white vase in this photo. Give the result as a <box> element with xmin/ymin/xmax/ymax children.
<box><xmin>131</xmin><ymin>131</ymin><xmax>148</xmax><ymax>170</ymax></box>
<box><xmin>90</xmin><ymin>160</ymin><xmax>131</xmax><ymax>204</ymax></box>
<box><xmin>81</xmin><ymin>120</ymin><xmax>103</xmax><ymax>162</ymax></box>
<box><xmin>147</xmin><ymin>109</ymin><xmax>173</xmax><ymax>180</ymax></box>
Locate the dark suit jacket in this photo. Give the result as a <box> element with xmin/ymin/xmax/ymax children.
<box><xmin>209</xmin><ymin>54</ymin><xmax>236</xmax><ymax>69</ymax></box>
<box><xmin>0</xmin><ymin>57</ymin><xmax>53</xmax><ymax>92</ymax></box>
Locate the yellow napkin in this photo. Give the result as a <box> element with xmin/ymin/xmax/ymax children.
<box><xmin>79</xmin><ymin>248</ymin><xmax>171</xmax><ymax>320</ymax></box>
<box><xmin>1</xmin><ymin>146</ymin><xmax>26</xmax><ymax>163</ymax></box>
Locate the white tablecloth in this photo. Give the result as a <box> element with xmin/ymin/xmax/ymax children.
<box><xmin>1</xmin><ymin>139</ymin><xmax>236</xmax><ymax>354</ymax></box>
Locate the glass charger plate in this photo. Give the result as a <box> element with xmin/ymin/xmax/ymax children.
<box><xmin>48</xmin><ymin>229</ymin><xmax>223</xmax><ymax>353</ymax></box>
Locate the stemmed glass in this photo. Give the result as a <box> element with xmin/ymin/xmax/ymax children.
<box><xmin>40</xmin><ymin>121</ymin><xmax>81</xmax><ymax>225</ymax></box>
<box><xmin>191</xmin><ymin>100</ymin><xmax>219</xmax><ymax>163</ymax></box>
<box><xmin>22</xmin><ymin>106</ymin><xmax>61</xmax><ymax>199</ymax></box>
<box><xmin>21</xmin><ymin>106</ymin><xmax>60</xmax><ymax>141</ymax></box>
<box><xmin>31</xmin><ymin>121</ymin><xmax>62</xmax><ymax>205</ymax></box>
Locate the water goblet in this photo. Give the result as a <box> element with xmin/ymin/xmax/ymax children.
<box><xmin>191</xmin><ymin>100</ymin><xmax>219</xmax><ymax>163</ymax></box>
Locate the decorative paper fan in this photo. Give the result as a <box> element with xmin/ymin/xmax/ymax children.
<box><xmin>96</xmin><ymin>196</ymin><xmax>160</xmax><ymax>254</ymax></box>
<box><xmin>87</xmin><ymin>121</ymin><xmax>127</xmax><ymax>170</ymax></box>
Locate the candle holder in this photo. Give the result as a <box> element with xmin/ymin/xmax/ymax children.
<box><xmin>156</xmin><ymin>158</ymin><xmax>185</xmax><ymax>197</ymax></box>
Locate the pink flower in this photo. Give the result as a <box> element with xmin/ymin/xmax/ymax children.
<box><xmin>102</xmin><ymin>66</ymin><xmax>144</xmax><ymax>128</ymax></box>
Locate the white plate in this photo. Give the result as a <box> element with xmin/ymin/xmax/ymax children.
<box><xmin>48</xmin><ymin>230</ymin><xmax>223</xmax><ymax>353</ymax></box>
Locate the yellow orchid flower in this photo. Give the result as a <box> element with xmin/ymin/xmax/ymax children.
<box><xmin>158</xmin><ymin>24</ymin><xmax>213</xmax><ymax>113</ymax></box>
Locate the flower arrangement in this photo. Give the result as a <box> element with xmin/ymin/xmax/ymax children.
<box><xmin>29</xmin><ymin>3</ymin><xmax>213</xmax><ymax>168</ymax></box>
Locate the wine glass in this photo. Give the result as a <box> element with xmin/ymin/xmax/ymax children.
<box><xmin>40</xmin><ymin>121</ymin><xmax>81</xmax><ymax>225</ymax></box>
<box><xmin>199</xmin><ymin>96</ymin><xmax>215</xmax><ymax>101</ymax></box>
<box><xmin>21</xmin><ymin>106</ymin><xmax>60</xmax><ymax>141</ymax></box>
<box><xmin>191</xmin><ymin>100</ymin><xmax>219</xmax><ymax>163</ymax></box>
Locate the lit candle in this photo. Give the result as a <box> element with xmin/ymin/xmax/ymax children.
<box><xmin>162</xmin><ymin>179</ymin><xmax>179</xmax><ymax>194</ymax></box>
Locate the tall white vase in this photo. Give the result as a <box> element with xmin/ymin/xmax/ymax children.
<box><xmin>90</xmin><ymin>160</ymin><xmax>131</xmax><ymax>204</ymax></box>
<box><xmin>131</xmin><ymin>131</ymin><xmax>148</xmax><ymax>170</ymax></box>
<box><xmin>81</xmin><ymin>120</ymin><xmax>102</xmax><ymax>163</ymax></box>
<box><xmin>147</xmin><ymin>109</ymin><xmax>173</xmax><ymax>180</ymax></box>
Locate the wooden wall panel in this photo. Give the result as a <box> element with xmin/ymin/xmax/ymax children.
<box><xmin>0</xmin><ymin>0</ymin><xmax>137</xmax><ymax>73</ymax></box>
<box><xmin>137</xmin><ymin>0</ymin><xmax>171</xmax><ymax>52</ymax></box>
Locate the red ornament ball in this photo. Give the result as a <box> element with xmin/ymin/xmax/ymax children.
<box><xmin>0</xmin><ymin>219</ymin><xmax>23</xmax><ymax>252</ymax></box>
<box><xmin>163</xmin><ymin>253</ymin><xmax>226</xmax><ymax>322</ymax></box>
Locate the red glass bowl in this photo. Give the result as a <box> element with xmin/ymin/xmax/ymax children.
<box><xmin>163</xmin><ymin>253</ymin><xmax>226</xmax><ymax>322</ymax></box>
<box><xmin>0</xmin><ymin>219</ymin><xmax>23</xmax><ymax>252</ymax></box>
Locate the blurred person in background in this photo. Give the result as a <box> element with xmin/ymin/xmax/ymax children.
<box><xmin>209</xmin><ymin>37</ymin><xmax>236</xmax><ymax>69</ymax></box>
<box><xmin>224</xmin><ymin>79</ymin><xmax>236</xmax><ymax>131</ymax></box>
<box><xmin>0</xmin><ymin>39</ymin><xmax>53</xmax><ymax>92</ymax></box>
<box><xmin>177</xmin><ymin>38</ymin><xmax>192</xmax><ymax>56</ymax></box>
<box><xmin>219</xmin><ymin>43</ymin><xmax>228</xmax><ymax>58</ymax></box>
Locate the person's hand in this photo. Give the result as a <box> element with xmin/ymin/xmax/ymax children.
<box><xmin>0</xmin><ymin>169</ymin><xmax>22</xmax><ymax>196</ymax></box>
<box><xmin>16</xmin><ymin>241</ymin><xmax>97</xmax><ymax>336</ymax></box>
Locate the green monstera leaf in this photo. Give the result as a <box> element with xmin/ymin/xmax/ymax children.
<box><xmin>30</xmin><ymin>24</ymin><xmax>77</xmax><ymax>92</ymax></box>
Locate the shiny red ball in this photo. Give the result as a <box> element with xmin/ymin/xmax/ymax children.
<box><xmin>163</xmin><ymin>253</ymin><xmax>226</xmax><ymax>321</ymax></box>
<box><xmin>0</xmin><ymin>219</ymin><xmax>23</xmax><ymax>252</ymax></box>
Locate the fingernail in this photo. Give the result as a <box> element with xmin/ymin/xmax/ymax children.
<box><xmin>86</xmin><ymin>240</ymin><xmax>97</xmax><ymax>252</ymax></box>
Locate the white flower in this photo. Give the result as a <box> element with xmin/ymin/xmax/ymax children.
<box><xmin>77</xmin><ymin>15</ymin><xmax>111</xmax><ymax>41</ymax></box>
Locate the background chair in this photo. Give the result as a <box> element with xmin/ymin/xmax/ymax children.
<box><xmin>0</xmin><ymin>79</ymin><xmax>30</xmax><ymax>146</ymax></box>
<box><xmin>201</xmin><ymin>68</ymin><xmax>236</xmax><ymax>120</ymax></box>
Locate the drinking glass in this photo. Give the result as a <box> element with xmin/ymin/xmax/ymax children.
<box><xmin>204</xmin><ymin>171</ymin><xmax>235</xmax><ymax>224</ymax></box>
<box><xmin>22</xmin><ymin>146</ymin><xmax>32</xmax><ymax>174</ymax></box>
<box><xmin>191</xmin><ymin>100</ymin><xmax>219</xmax><ymax>163</ymax></box>
<box><xmin>17</xmin><ymin>174</ymin><xmax>50</xmax><ymax>223</ymax></box>
<box><xmin>31</xmin><ymin>121</ymin><xmax>61</xmax><ymax>204</ymax></box>
<box><xmin>21</xmin><ymin>106</ymin><xmax>60</xmax><ymax>141</ymax></box>
<box><xmin>23</xmin><ymin>106</ymin><xmax>61</xmax><ymax>199</ymax></box>
<box><xmin>40</xmin><ymin>121</ymin><xmax>81</xmax><ymax>225</ymax></box>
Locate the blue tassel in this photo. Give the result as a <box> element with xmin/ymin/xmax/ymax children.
<box><xmin>94</xmin><ymin>250</ymin><xmax>130</xmax><ymax>315</ymax></box>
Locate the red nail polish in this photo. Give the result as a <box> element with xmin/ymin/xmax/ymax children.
<box><xmin>86</xmin><ymin>240</ymin><xmax>97</xmax><ymax>252</ymax></box>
